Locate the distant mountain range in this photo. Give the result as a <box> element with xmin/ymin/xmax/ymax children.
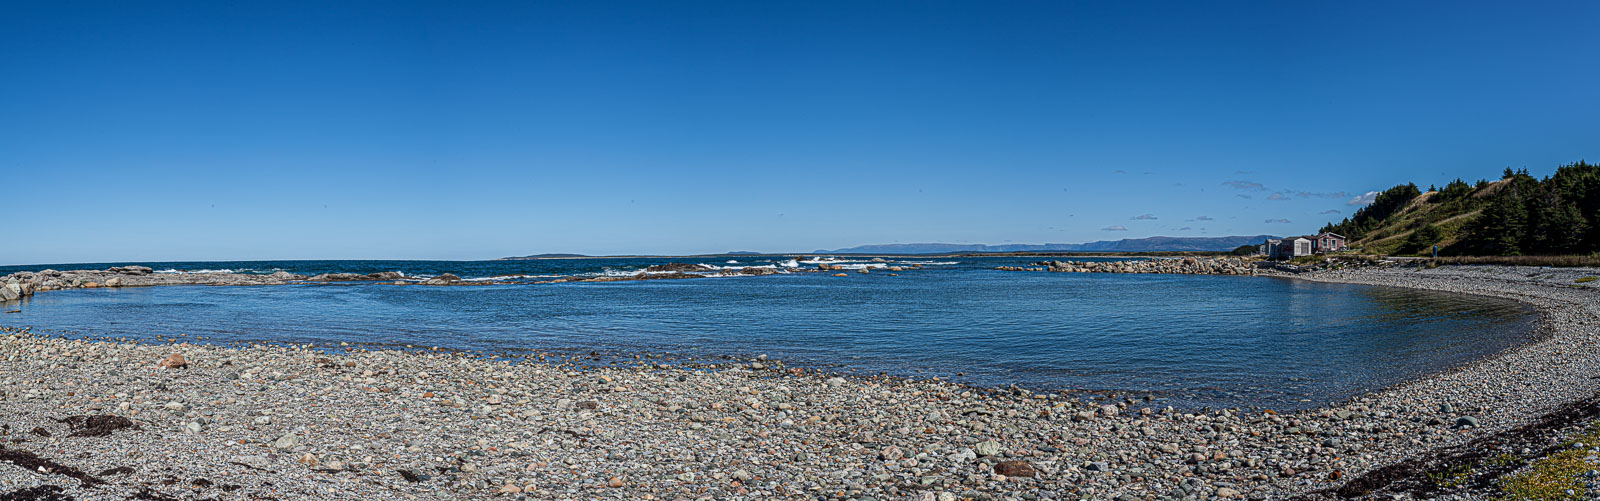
<box><xmin>500</xmin><ymin>253</ymin><xmax>589</xmax><ymax>259</ymax></box>
<box><xmin>815</xmin><ymin>235</ymin><xmax>1279</xmax><ymax>254</ymax></box>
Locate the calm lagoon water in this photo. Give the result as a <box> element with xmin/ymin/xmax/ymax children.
<box><xmin>0</xmin><ymin>256</ymin><xmax>1537</xmax><ymax>409</ymax></box>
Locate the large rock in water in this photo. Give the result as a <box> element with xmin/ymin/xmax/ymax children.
<box><xmin>0</xmin><ymin>283</ymin><xmax>18</xmax><ymax>302</ymax></box>
<box><xmin>308</xmin><ymin>273</ymin><xmax>367</xmax><ymax>281</ymax></box>
<box><xmin>423</xmin><ymin>273</ymin><xmax>462</xmax><ymax>285</ymax></box>
<box><xmin>644</xmin><ymin>263</ymin><xmax>713</xmax><ymax>273</ymax></box>
<box><xmin>107</xmin><ymin>266</ymin><xmax>154</xmax><ymax>276</ymax></box>
<box><xmin>267</xmin><ymin>271</ymin><xmax>303</xmax><ymax>280</ymax></box>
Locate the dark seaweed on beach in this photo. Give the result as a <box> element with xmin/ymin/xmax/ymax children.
<box><xmin>53</xmin><ymin>416</ymin><xmax>135</xmax><ymax>438</ymax></box>
<box><xmin>130</xmin><ymin>489</ymin><xmax>178</xmax><ymax>501</ymax></box>
<box><xmin>0</xmin><ymin>485</ymin><xmax>74</xmax><ymax>501</ymax></box>
<box><xmin>0</xmin><ymin>445</ymin><xmax>103</xmax><ymax>487</ymax></box>
<box><xmin>1300</xmin><ymin>393</ymin><xmax>1600</xmax><ymax>499</ymax></box>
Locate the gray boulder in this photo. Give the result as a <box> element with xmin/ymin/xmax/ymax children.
<box><xmin>423</xmin><ymin>273</ymin><xmax>463</xmax><ymax>285</ymax></box>
<box><xmin>107</xmin><ymin>266</ymin><xmax>154</xmax><ymax>276</ymax></box>
<box><xmin>267</xmin><ymin>271</ymin><xmax>304</xmax><ymax>281</ymax></box>
<box><xmin>309</xmin><ymin>273</ymin><xmax>366</xmax><ymax>281</ymax></box>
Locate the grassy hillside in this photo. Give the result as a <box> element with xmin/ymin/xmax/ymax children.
<box><xmin>1347</xmin><ymin>182</ymin><xmax>1501</xmax><ymax>255</ymax></box>
<box><xmin>1322</xmin><ymin>160</ymin><xmax>1600</xmax><ymax>257</ymax></box>
<box><xmin>1323</xmin><ymin>179</ymin><xmax>1504</xmax><ymax>256</ymax></box>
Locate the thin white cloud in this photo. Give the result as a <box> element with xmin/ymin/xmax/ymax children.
<box><xmin>1195</xmin><ymin>215</ymin><xmax>1214</xmax><ymax>221</ymax></box>
<box><xmin>1178</xmin><ymin>226</ymin><xmax>1192</xmax><ymax>231</ymax></box>
<box><xmin>1266</xmin><ymin>193</ymin><xmax>1288</xmax><ymax>201</ymax></box>
<box><xmin>1295</xmin><ymin>191</ymin><xmax>1349</xmax><ymax>199</ymax></box>
<box><xmin>1264</xmin><ymin>218</ymin><xmax>1292</xmax><ymax>224</ymax></box>
<box><xmin>1223</xmin><ymin>180</ymin><xmax>1266</xmax><ymax>191</ymax></box>
<box><xmin>1347</xmin><ymin>191</ymin><xmax>1379</xmax><ymax>206</ymax></box>
<box><xmin>1130</xmin><ymin>213</ymin><xmax>1158</xmax><ymax>220</ymax></box>
<box><xmin>1102</xmin><ymin>225</ymin><xmax>1128</xmax><ymax>231</ymax></box>
<box><xmin>1319</xmin><ymin>209</ymin><xmax>1341</xmax><ymax>215</ymax></box>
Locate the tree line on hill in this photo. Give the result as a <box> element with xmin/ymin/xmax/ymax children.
<box><xmin>1318</xmin><ymin>161</ymin><xmax>1600</xmax><ymax>256</ymax></box>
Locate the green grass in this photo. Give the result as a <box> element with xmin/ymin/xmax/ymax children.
<box><xmin>1429</xmin><ymin>464</ymin><xmax>1476</xmax><ymax>489</ymax></box>
<box><xmin>1491</xmin><ymin>452</ymin><xmax>1529</xmax><ymax>468</ymax></box>
<box><xmin>1428</xmin><ymin>255</ymin><xmax>1600</xmax><ymax>268</ymax></box>
<box><xmin>1499</xmin><ymin>422</ymin><xmax>1600</xmax><ymax>500</ymax></box>
<box><xmin>1498</xmin><ymin>449</ymin><xmax>1589</xmax><ymax>500</ymax></box>
<box><xmin>1576</xmin><ymin>276</ymin><xmax>1598</xmax><ymax>283</ymax></box>
<box><xmin>1288</xmin><ymin>255</ymin><xmax>1326</xmax><ymax>265</ymax></box>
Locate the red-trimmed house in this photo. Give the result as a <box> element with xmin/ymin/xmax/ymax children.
<box><xmin>1311</xmin><ymin>232</ymin><xmax>1347</xmax><ymax>254</ymax></box>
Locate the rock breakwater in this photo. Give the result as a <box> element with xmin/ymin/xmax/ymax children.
<box><xmin>997</xmin><ymin>256</ymin><xmax>1259</xmax><ymax>275</ymax></box>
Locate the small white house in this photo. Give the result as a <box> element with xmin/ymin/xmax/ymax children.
<box><xmin>1262</xmin><ymin>237</ymin><xmax>1312</xmax><ymax>259</ymax></box>
<box><xmin>1283</xmin><ymin>237</ymin><xmax>1312</xmax><ymax>258</ymax></box>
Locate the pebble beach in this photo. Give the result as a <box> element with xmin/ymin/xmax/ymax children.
<box><xmin>1</xmin><ymin>263</ymin><xmax>1597</xmax><ymax>500</ymax></box>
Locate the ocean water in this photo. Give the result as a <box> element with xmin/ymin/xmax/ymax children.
<box><xmin>0</xmin><ymin>256</ymin><xmax>1537</xmax><ymax>410</ymax></box>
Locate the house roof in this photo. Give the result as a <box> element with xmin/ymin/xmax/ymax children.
<box><xmin>1314</xmin><ymin>232</ymin><xmax>1346</xmax><ymax>239</ymax></box>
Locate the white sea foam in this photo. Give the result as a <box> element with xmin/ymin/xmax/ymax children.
<box><xmin>797</xmin><ymin>257</ymin><xmax>852</xmax><ymax>265</ymax></box>
<box><xmin>599</xmin><ymin>268</ymin><xmax>645</xmax><ymax>278</ymax></box>
<box><xmin>829</xmin><ymin>263</ymin><xmax>890</xmax><ymax>270</ymax></box>
<box><xmin>726</xmin><ymin>260</ymin><xmax>739</xmax><ymax>264</ymax></box>
<box><xmin>461</xmin><ymin>274</ymin><xmax>562</xmax><ymax>281</ymax></box>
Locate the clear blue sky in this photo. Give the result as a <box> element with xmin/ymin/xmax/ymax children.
<box><xmin>3</xmin><ymin>1</ymin><xmax>1596</xmax><ymax>263</ymax></box>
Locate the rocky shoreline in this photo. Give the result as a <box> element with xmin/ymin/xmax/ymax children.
<box><xmin>0</xmin><ymin>261</ymin><xmax>883</xmax><ymax>300</ymax></box>
<box><xmin>0</xmin><ymin>265</ymin><xmax>1595</xmax><ymax>500</ymax></box>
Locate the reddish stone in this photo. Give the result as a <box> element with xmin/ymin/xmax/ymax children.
<box><xmin>156</xmin><ymin>353</ymin><xmax>187</xmax><ymax>369</ymax></box>
<box><xmin>993</xmin><ymin>460</ymin><xmax>1036</xmax><ymax>477</ymax></box>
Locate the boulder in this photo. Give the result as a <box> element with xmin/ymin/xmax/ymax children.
<box><xmin>107</xmin><ymin>266</ymin><xmax>154</xmax><ymax>276</ymax></box>
<box><xmin>974</xmin><ymin>440</ymin><xmax>1001</xmax><ymax>457</ymax></box>
<box><xmin>993</xmin><ymin>460</ymin><xmax>1036</xmax><ymax>477</ymax></box>
<box><xmin>156</xmin><ymin>353</ymin><xmax>188</xmax><ymax>369</ymax></box>
<box><xmin>423</xmin><ymin>273</ymin><xmax>463</xmax><ymax>285</ymax></box>
<box><xmin>267</xmin><ymin>271</ymin><xmax>303</xmax><ymax>281</ymax></box>
<box><xmin>367</xmin><ymin>271</ymin><xmax>405</xmax><ymax>281</ymax></box>
<box><xmin>644</xmin><ymin>263</ymin><xmax>712</xmax><ymax>273</ymax></box>
<box><xmin>0</xmin><ymin>284</ymin><xmax>18</xmax><ymax>302</ymax></box>
<box><xmin>104</xmin><ymin>277</ymin><xmax>122</xmax><ymax>287</ymax></box>
<box><xmin>308</xmin><ymin>273</ymin><xmax>366</xmax><ymax>281</ymax></box>
<box><xmin>737</xmin><ymin>267</ymin><xmax>779</xmax><ymax>276</ymax></box>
